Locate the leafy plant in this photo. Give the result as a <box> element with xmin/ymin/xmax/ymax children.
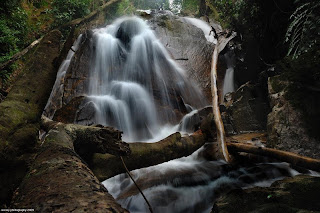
<box><xmin>181</xmin><ymin>0</ymin><xmax>199</xmax><ymax>14</ymax></box>
<box><xmin>0</xmin><ymin>5</ymin><xmax>28</xmax><ymax>64</ymax></box>
<box><xmin>116</xmin><ymin>0</ymin><xmax>135</xmax><ymax>16</ymax></box>
<box><xmin>51</xmin><ymin>0</ymin><xmax>92</xmax><ymax>27</ymax></box>
<box><xmin>0</xmin><ymin>70</ymin><xmax>11</xmax><ymax>85</ymax></box>
<box><xmin>205</xmin><ymin>0</ymin><xmax>260</xmax><ymax>32</ymax></box>
<box><xmin>285</xmin><ymin>0</ymin><xmax>320</xmax><ymax>59</ymax></box>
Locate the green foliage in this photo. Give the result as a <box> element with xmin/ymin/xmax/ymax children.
<box><xmin>116</xmin><ymin>0</ymin><xmax>136</xmax><ymax>16</ymax></box>
<box><xmin>0</xmin><ymin>4</ymin><xmax>28</xmax><ymax>64</ymax></box>
<box><xmin>0</xmin><ymin>0</ymin><xmax>21</xmax><ymax>14</ymax></box>
<box><xmin>206</xmin><ymin>0</ymin><xmax>261</xmax><ymax>32</ymax></box>
<box><xmin>0</xmin><ymin>69</ymin><xmax>12</xmax><ymax>86</ymax></box>
<box><xmin>285</xmin><ymin>0</ymin><xmax>320</xmax><ymax>59</ymax></box>
<box><xmin>131</xmin><ymin>0</ymin><xmax>169</xmax><ymax>10</ymax></box>
<box><xmin>51</xmin><ymin>0</ymin><xmax>92</xmax><ymax>27</ymax></box>
<box><xmin>277</xmin><ymin>47</ymin><xmax>320</xmax><ymax>139</ymax></box>
<box><xmin>181</xmin><ymin>0</ymin><xmax>199</xmax><ymax>14</ymax></box>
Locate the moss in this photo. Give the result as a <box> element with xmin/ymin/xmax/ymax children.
<box><xmin>0</xmin><ymin>30</ymin><xmax>62</xmax><ymax>205</ymax></box>
<box><xmin>215</xmin><ymin>175</ymin><xmax>320</xmax><ymax>213</ymax></box>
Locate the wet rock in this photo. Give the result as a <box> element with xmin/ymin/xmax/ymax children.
<box><xmin>213</xmin><ymin>175</ymin><xmax>320</xmax><ymax>213</ymax></box>
<box><xmin>224</xmin><ymin>76</ymin><xmax>270</xmax><ymax>134</ymax></box>
<box><xmin>178</xmin><ymin>106</ymin><xmax>212</xmax><ymax>132</ymax></box>
<box><xmin>54</xmin><ymin>96</ymin><xmax>86</xmax><ymax>123</ymax></box>
<box><xmin>63</xmin><ymin>31</ymin><xmax>94</xmax><ymax>105</ymax></box>
<box><xmin>149</xmin><ymin>13</ymin><xmax>215</xmax><ymax>101</ymax></box>
<box><xmin>267</xmin><ymin>75</ymin><xmax>320</xmax><ymax>159</ymax></box>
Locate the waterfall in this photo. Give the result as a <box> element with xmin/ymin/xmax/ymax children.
<box><xmin>183</xmin><ymin>17</ymin><xmax>217</xmax><ymax>44</ymax></box>
<box><xmin>222</xmin><ymin>50</ymin><xmax>236</xmax><ymax>98</ymax></box>
<box><xmin>87</xmin><ymin>16</ymin><xmax>206</xmax><ymax>142</ymax></box>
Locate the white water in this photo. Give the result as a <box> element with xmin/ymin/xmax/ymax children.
<box><xmin>183</xmin><ymin>17</ymin><xmax>217</xmax><ymax>44</ymax></box>
<box><xmin>88</xmin><ymin>16</ymin><xmax>206</xmax><ymax>142</ymax></box>
<box><xmin>43</xmin><ymin>35</ymin><xmax>83</xmax><ymax>118</ymax></box>
<box><xmin>222</xmin><ymin>50</ymin><xmax>236</xmax><ymax>98</ymax></box>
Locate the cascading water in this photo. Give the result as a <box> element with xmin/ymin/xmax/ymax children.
<box><xmin>222</xmin><ymin>50</ymin><xmax>236</xmax><ymax>98</ymax></box>
<box><xmin>183</xmin><ymin>17</ymin><xmax>217</xmax><ymax>44</ymax></box>
<box><xmin>103</xmin><ymin>146</ymin><xmax>302</xmax><ymax>213</ymax></box>
<box><xmin>87</xmin><ymin>16</ymin><xmax>206</xmax><ymax>142</ymax></box>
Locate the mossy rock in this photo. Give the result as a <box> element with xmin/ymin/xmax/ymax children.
<box><xmin>213</xmin><ymin>175</ymin><xmax>320</xmax><ymax>213</ymax></box>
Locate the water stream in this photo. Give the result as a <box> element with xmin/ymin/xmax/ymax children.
<box><xmin>103</xmin><ymin>146</ymin><xmax>301</xmax><ymax>213</ymax></box>
<box><xmin>222</xmin><ymin>50</ymin><xmax>236</xmax><ymax>98</ymax></box>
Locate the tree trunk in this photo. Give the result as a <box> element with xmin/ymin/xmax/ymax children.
<box><xmin>11</xmin><ymin>119</ymin><xmax>129</xmax><ymax>212</ymax></box>
<box><xmin>0</xmin><ymin>30</ymin><xmax>62</xmax><ymax>206</ymax></box>
<box><xmin>91</xmin><ymin>131</ymin><xmax>206</xmax><ymax>181</ymax></box>
<box><xmin>208</xmin><ymin>32</ymin><xmax>238</xmax><ymax>162</ymax></box>
<box><xmin>209</xmin><ymin>42</ymin><xmax>230</xmax><ymax>162</ymax></box>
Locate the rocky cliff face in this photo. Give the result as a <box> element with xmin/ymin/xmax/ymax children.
<box><xmin>267</xmin><ymin>75</ymin><xmax>320</xmax><ymax>159</ymax></box>
<box><xmin>149</xmin><ymin>13</ymin><xmax>214</xmax><ymax>101</ymax></box>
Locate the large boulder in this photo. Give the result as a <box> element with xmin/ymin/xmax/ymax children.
<box><xmin>213</xmin><ymin>175</ymin><xmax>320</xmax><ymax>213</ymax></box>
<box><xmin>267</xmin><ymin>75</ymin><xmax>320</xmax><ymax>159</ymax></box>
<box><xmin>150</xmin><ymin>13</ymin><xmax>214</xmax><ymax>101</ymax></box>
<box><xmin>222</xmin><ymin>73</ymin><xmax>270</xmax><ymax>135</ymax></box>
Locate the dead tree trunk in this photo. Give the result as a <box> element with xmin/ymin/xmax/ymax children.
<box><xmin>208</xmin><ymin>34</ymin><xmax>237</xmax><ymax>162</ymax></box>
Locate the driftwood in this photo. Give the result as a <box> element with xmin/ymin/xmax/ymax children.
<box><xmin>227</xmin><ymin>142</ymin><xmax>320</xmax><ymax>172</ymax></box>
<box><xmin>11</xmin><ymin>117</ymin><xmax>129</xmax><ymax>212</ymax></box>
<box><xmin>91</xmin><ymin>131</ymin><xmax>206</xmax><ymax>181</ymax></box>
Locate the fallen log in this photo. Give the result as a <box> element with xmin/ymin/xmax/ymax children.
<box><xmin>11</xmin><ymin>118</ymin><xmax>129</xmax><ymax>212</ymax></box>
<box><xmin>91</xmin><ymin>131</ymin><xmax>206</xmax><ymax>181</ymax></box>
<box><xmin>0</xmin><ymin>38</ymin><xmax>42</xmax><ymax>72</ymax></box>
<box><xmin>0</xmin><ymin>30</ymin><xmax>62</xmax><ymax>206</ymax></box>
<box><xmin>227</xmin><ymin>142</ymin><xmax>320</xmax><ymax>172</ymax></box>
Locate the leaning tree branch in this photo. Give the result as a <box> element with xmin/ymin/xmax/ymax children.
<box><xmin>0</xmin><ymin>38</ymin><xmax>42</xmax><ymax>72</ymax></box>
